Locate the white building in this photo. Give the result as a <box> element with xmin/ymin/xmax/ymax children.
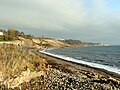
<box><xmin>0</xmin><ymin>32</ymin><xmax>3</xmax><ymax>35</ymax></box>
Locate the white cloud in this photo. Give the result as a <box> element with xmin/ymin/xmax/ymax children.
<box><xmin>0</xmin><ymin>0</ymin><xmax>120</xmax><ymax>44</ymax></box>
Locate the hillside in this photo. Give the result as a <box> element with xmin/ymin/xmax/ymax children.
<box><xmin>0</xmin><ymin>28</ymin><xmax>72</xmax><ymax>48</ymax></box>
<box><xmin>0</xmin><ymin>28</ymin><xmax>110</xmax><ymax>49</ymax></box>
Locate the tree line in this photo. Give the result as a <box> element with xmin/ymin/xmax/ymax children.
<box><xmin>0</xmin><ymin>28</ymin><xmax>33</xmax><ymax>41</ymax></box>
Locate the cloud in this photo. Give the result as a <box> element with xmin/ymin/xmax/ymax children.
<box><xmin>0</xmin><ymin>0</ymin><xmax>120</xmax><ymax>44</ymax></box>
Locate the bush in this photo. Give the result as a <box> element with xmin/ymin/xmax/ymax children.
<box><xmin>0</xmin><ymin>36</ymin><xmax>4</xmax><ymax>41</ymax></box>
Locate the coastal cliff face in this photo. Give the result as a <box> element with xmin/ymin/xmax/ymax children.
<box><xmin>0</xmin><ymin>37</ymin><xmax>70</xmax><ymax>48</ymax></box>
<box><xmin>32</xmin><ymin>38</ymin><xmax>70</xmax><ymax>48</ymax></box>
<box><xmin>0</xmin><ymin>37</ymin><xmax>110</xmax><ymax>49</ymax></box>
<box><xmin>31</xmin><ymin>38</ymin><xmax>111</xmax><ymax>48</ymax></box>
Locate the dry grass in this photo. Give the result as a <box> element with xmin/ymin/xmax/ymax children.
<box><xmin>0</xmin><ymin>44</ymin><xmax>47</xmax><ymax>88</ymax></box>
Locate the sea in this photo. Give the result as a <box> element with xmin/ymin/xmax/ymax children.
<box><xmin>40</xmin><ymin>46</ymin><xmax>120</xmax><ymax>75</ymax></box>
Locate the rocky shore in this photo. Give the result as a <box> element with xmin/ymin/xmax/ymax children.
<box><xmin>22</xmin><ymin>50</ymin><xmax>120</xmax><ymax>90</ymax></box>
<box><xmin>0</xmin><ymin>47</ymin><xmax>120</xmax><ymax>90</ymax></box>
<box><xmin>6</xmin><ymin>68</ymin><xmax>119</xmax><ymax>90</ymax></box>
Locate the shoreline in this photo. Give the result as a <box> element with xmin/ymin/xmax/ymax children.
<box><xmin>0</xmin><ymin>44</ymin><xmax>120</xmax><ymax>89</ymax></box>
<box><xmin>35</xmin><ymin>49</ymin><xmax>120</xmax><ymax>86</ymax></box>
<box><xmin>39</xmin><ymin>49</ymin><xmax>120</xmax><ymax>78</ymax></box>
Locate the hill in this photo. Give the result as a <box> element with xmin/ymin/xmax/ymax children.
<box><xmin>0</xmin><ymin>28</ymin><xmax>110</xmax><ymax>49</ymax></box>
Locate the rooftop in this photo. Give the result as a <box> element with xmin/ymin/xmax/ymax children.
<box><xmin>0</xmin><ymin>32</ymin><xmax>3</xmax><ymax>35</ymax></box>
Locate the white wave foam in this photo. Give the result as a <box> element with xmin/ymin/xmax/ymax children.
<box><xmin>39</xmin><ymin>50</ymin><xmax>120</xmax><ymax>75</ymax></box>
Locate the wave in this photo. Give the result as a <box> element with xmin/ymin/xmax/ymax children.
<box><xmin>39</xmin><ymin>50</ymin><xmax>120</xmax><ymax>75</ymax></box>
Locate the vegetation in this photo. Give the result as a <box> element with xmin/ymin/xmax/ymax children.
<box><xmin>0</xmin><ymin>28</ymin><xmax>33</xmax><ymax>41</ymax></box>
<box><xmin>62</xmin><ymin>39</ymin><xmax>82</xmax><ymax>45</ymax></box>
<box><xmin>37</xmin><ymin>43</ymin><xmax>53</xmax><ymax>48</ymax></box>
<box><xmin>0</xmin><ymin>44</ymin><xmax>47</xmax><ymax>89</ymax></box>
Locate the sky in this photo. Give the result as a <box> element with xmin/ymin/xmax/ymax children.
<box><xmin>0</xmin><ymin>0</ymin><xmax>120</xmax><ymax>45</ymax></box>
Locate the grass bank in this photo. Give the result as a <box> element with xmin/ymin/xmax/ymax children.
<box><xmin>0</xmin><ymin>44</ymin><xmax>48</xmax><ymax>89</ymax></box>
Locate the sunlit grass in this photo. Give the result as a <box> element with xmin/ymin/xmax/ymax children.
<box><xmin>0</xmin><ymin>44</ymin><xmax>47</xmax><ymax>83</ymax></box>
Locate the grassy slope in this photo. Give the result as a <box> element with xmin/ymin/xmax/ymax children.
<box><xmin>0</xmin><ymin>44</ymin><xmax>48</xmax><ymax>89</ymax></box>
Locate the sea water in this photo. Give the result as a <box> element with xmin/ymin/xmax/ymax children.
<box><xmin>40</xmin><ymin>46</ymin><xmax>120</xmax><ymax>74</ymax></box>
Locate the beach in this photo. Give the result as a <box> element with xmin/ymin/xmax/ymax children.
<box><xmin>32</xmin><ymin>49</ymin><xmax>120</xmax><ymax>90</ymax></box>
<box><xmin>0</xmin><ymin>45</ymin><xmax>120</xmax><ymax>89</ymax></box>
